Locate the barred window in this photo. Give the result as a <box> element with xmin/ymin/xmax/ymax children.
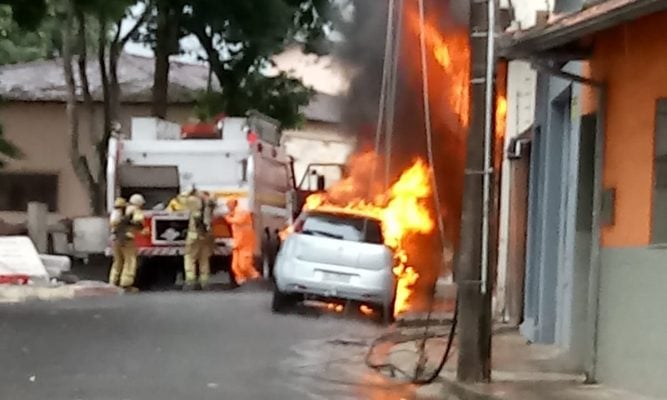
<box><xmin>0</xmin><ymin>172</ymin><xmax>58</xmax><ymax>212</ymax></box>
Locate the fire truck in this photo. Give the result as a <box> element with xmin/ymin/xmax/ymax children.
<box><xmin>105</xmin><ymin>111</ymin><xmax>297</xmax><ymax>285</ymax></box>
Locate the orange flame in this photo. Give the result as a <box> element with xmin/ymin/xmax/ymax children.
<box><xmin>496</xmin><ymin>94</ymin><xmax>507</xmax><ymax>141</ymax></box>
<box><xmin>326</xmin><ymin>303</ymin><xmax>345</xmax><ymax>313</ymax></box>
<box><xmin>295</xmin><ymin>152</ymin><xmax>434</xmax><ymax>316</ymax></box>
<box><xmin>359</xmin><ymin>304</ymin><xmax>374</xmax><ymax>316</ymax></box>
<box><xmin>406</xmin><ymin>9</ymin><xmax>471</xmax><ymax>128</ymax></box>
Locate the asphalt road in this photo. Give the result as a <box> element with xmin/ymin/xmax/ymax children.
<box><xmin>0</xmin><ymin>288</ymin><xmax>417</xmax><ymax>400</ymax></box>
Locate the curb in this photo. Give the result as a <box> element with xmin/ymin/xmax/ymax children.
<box><xmin>0</xmin><ymin>282</ymin><xmax>123</xmax><ymax>304</ymax></box>
<box><xmin>71</xmin><ymin>285</ymin><xmax>124</xmax><ymax>298</ymax></box>
<box><xmin>437</xmin><ymin>377</ymin><xmax>500</xmax><ymax>400</ymax></box>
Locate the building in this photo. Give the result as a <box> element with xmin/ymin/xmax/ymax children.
<box><xmin>282</xmin><ymin>93</ymin><xmax>354</xmax><ymax>190</ymax></box>
<box><xmin>495</xmin><ymin>0</ymin><xmax>551</xmax><ymax>324</ymax></box>
<box><xmin>0</xmin><ymin>54</ymin><xmax>350</xmax><ymax>223</ymax></box>
<box><xmin>502</xmin><ymin>0</ymin><xmax>667</xmax><ymax>397</ymax></box>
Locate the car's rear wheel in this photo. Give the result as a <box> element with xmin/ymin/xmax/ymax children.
<box><xmin>262</xmin><ymin>252</ymin><xmax>271</xmax><ymax>280</ymax></box>
<box><xmin>380</xmin><ymin>300</ymin><xmax>396</xmax><ymax>325</ymax></box>
<box><xmin>271</xmin><ymin>288</ymin><xmax>300</xmax><ymax>313</ymax></box>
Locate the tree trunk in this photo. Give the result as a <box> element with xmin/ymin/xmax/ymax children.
<box><xmin>152</xmin><ymin>1</ymin><xmax>170</xmax><ymax>118</ymax></box>
<box><xmin>62</xmin><ymin>1</ymin><xmax>99</xmax><ymax>214</ymax></box>
<box><xmin>98</xmin><ymin>21</ymin><xmax>112</xmax><ymax>143</ymax></box>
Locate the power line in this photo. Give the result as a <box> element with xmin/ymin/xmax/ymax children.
<box><xmin>370</xmin><ymin>0</ymin><xmax>396</xmax><ymax>195</ymax></box>
<box><xmin>416</xmin><ymin>0</ymin><xmax>447</xmax><ymax>258</ymax></box>
<box><xmin>384</xmin><ymin>0</ymin><xmax>403</xmax><ymax>189</ymax></box>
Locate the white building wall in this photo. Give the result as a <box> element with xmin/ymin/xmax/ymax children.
<box><xmin>500</xmin><ymin>0</ymin><xmax>551</xmax><ymax>29</ymax></box>
<box><xmin>281</xmin><ymin>123</ymin><xmax>355</xmax><ymax>190</ymax></box>
<box><xmin>495</xmin><ymin>0</ymin><xmax>552</xmax><ymax>319</ymax></box>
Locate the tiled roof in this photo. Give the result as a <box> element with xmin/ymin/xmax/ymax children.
<box><xmin>0</xmin><ymin>53</ymin><xmax>343</xmax><ymax>123</ymax></box>
<box><xmin>0</xmin><ymin>53</ymin><xmax>214</xmax><ymax>103</ymax></box>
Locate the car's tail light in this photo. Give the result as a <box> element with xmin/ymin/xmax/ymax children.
<box><xmin>247</xmin><ymin>130</ymin><xmax>258</xmax><ymax>144</ymax></box>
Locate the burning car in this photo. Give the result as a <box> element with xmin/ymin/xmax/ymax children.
<box><xmin>274</xmin><ymin>154</ymin><xmax>436</xmax><ymax>323</ymax></box>
<box><xmin>272</xmin><ymin>207</ymin><xmax>397</xmax><ymax>322</ymax></box>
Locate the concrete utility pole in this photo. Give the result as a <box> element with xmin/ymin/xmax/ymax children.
<box><xmin>456</xmin><ymin>0</ymin><xmax>496</xmax><ymax>382</ymax></box>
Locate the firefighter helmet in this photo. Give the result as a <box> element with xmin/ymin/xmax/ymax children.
<box><xmin>129</xmin><ymin>194</ymin><xmax>146</xmax><ymax>206</ymax></box>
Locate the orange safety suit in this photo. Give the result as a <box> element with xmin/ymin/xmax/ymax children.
<box><xmin>225</xmin><ymin>209</ymin><xmax>259</xmax><ymax>284</ymax></box>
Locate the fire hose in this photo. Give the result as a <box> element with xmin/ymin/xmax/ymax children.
<box><xmin>364</xmin><ymin>0</ymin><xmax>460</xmax><ymax>385</ymax></box>
<box><xmin>364</xmin><ymin>296</ymin><xmax>458</xmax><ymax>385</ymax></box>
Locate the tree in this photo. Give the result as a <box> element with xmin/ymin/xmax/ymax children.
<box><xmin>142</xmin><ymin>0</ymin><xmax>186</xmax><ymax>118</ymax></box>
<box><xmin>0</xmin><ymin>115</ymin><xmax>23</xmax><ymax>168</ymax></box>
<box><xmin>60</xmin><ymin>0</ymin><xmax>149</xmax><ymax>213</ymax></box>
<box><xmin>185</xmin><ymin>0</ymin><xmax>333</xmax><ymax>128</ymax></box>
<box><xmin>0</xmin><ymin>0</ymin><xmax>48</xmax><ymax>30</ymax></box>
<box><xmin>0</xmin><ymin>5</ymin><xmax>61</xmax><ymax>65</ymax></box>
<box><xmin>137</xmin><ymin>0</ymin><xmax>335</xmax><ymax>128</ymax></box>
<box><xmin>0</xmin><ymin>0</ymin><xmax>47</xmax><ymax>166</ymax></box>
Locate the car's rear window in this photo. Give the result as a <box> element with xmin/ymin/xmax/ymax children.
<box><xmin>301</xmin><ymin>212</ymin><xmax>384</xmax><ymax>244</ymax></box>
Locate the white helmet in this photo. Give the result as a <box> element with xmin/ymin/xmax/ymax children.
<box><xmin>184</xmin><ymin>184</ymin><xmax>197</xmax><ymax>194</ymax></box>
<box><xmin>129</xmin><ymin>193</ymin><xmax>146</xmax><ymax>206</ymax></box>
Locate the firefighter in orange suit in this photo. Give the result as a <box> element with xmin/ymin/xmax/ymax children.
<box><xmin>183</xmin><ymin>192</ymin><xmax>215</xmax><ymax>289</ymax></box>
<box><xmin>118</xmin><ymin>193</ymin><xmax>146</xmax><ymax>290</ymax></box>
<box><xmin>224</xmin><ymin>198</ymin><xmax>259</xmax><ymax>285</ymax></box>
<box><xmin>108</xmin><ymin>197</ymin><xmax>127</xmax><ymax>286</ymax></box>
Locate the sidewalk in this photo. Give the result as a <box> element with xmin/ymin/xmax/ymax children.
<box><xmin>0</xmin><ymin>281</ymin><xmax>123</xmax><ymax>304</ymax></box>
<box><xmin>377</xmin><ymin>327</ymin><xmax>658</xmax><ymax>400</ymax></box>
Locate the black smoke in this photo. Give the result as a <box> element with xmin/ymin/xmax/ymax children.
<box><xmin>332</xmin><ymin>0</ymin><xmax>470</xmax><ymax>305</ymax></box>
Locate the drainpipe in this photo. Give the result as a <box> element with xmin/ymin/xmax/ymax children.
<box><xmin>481</xmin><ymin>0</ymin><xmax>497</xmax><ymax>296</ymax></box>
<box><xmin>530</xmin><ymin>61</ymin><xmax>606</xmax><ymax>383</ymax></box>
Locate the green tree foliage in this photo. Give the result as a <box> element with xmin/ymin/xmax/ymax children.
<box><xmin>0</xmin><ymin>5</ymin><xmax>61</xmax><ymax>65</ymax></box>
<box><xmin>0</xmin><ymin>0</ymin><xmax>47</xmax><ymax>30</ymax></box>
<box><xmin>0</xmin><ymin>116</ymin><xmax>23</xmax><ymax>168</ymax></box>
<box><xmin>184</xmin><ymin>0</ymin><xmax>333</xmax><ymax>128</ymax></box>
<box><xmin>139</xmin><ymin>0</ymin><xmax>335</xmax><ymax>128</ymax></box>
<box><xmin>0</xmin><ymin>0</ymin><xmax>46</xmax><ymax>166</ymax></box>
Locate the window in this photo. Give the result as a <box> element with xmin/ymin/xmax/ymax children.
<box><xmin>0</xmin><ymin>173</ymin><xmax>58</xmax><ymax>212</ymax></box>
<box><xmin>652</xmin><ymin>99</ymin><xmax>667</xmax><ymax>243</ymax></box>
<box><xmin>301</xmin><ymin>212</ymin><xmax>384</xmax><ymax>244</ymax></box>
<box><xmin>240</xmin><ymin>159</ymin><xmax>248</xmax><ymax>182</ymax></box>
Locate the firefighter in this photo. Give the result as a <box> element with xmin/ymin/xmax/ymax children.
<box><xmin>224</xmin><ymin>198</ymin><xmax>259</xmax><ymax>285</ymax></box>
<box><xmin>108</xmin><ymin>197</ymin><xmax>128</xmax><ymax>286</ymax></box>
<box><xmin>166</xmin><ymin>192</ymin><xmax>189</xmax><ymax>212</ymax></box>
<box><xmin>118</xmin><ymin>193</ymin><xmax>146</xmax><ymax>290</ymax></box>
<box><xmin>183</xmin><ymin>191</ymin><xmax>214</xmax><ymax>289</ymax></box>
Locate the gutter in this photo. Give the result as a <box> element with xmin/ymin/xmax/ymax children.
<box><xmin>503</xmin><ymin>0</ymin><xmax>667</xmax><ymax>55</ymax></box>
<box><xmin>506</xmin><ymin>125</ymin><xmax>534</xmax><ymax>160</ymax></box>
<box><xmin>531</xmin><ymin>61</ymin><xmax>606</xmax><ymax>383</ymax></box>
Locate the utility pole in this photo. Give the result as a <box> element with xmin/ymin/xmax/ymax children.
<box><xmin>456</xmin><ymin>0</ymin><xmax>496</xmax><ymax>382</ymax></box>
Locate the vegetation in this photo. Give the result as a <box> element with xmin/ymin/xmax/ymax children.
<box><xmin>0</xmin><ymin>0</ymin><xmax>339</xmax><ymax>211</ymax></box>
<box><xmin>0</xmin><ymin>115</ymin><xmax>23</xmax><ymax>168</ymax></box>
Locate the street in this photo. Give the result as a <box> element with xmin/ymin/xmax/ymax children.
<box><xmin>0</xmin><ymin>288</ymin><xmax>417</xmax><ymax>400</ymax></box>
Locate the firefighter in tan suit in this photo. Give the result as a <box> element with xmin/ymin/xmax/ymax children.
<box><xmin>108</xmin><ymin>197</ymin><xmax>127</xmax><ymax>286</ymax></box>
<box><xmin>118</xmin><ymin>194</ymin><xmax>146</xmax><ymax>290</ymax></box>
<box><xmin>166</xmin><ymin>192</ymin><xmax>189</xmax><ymax>212</ymax></box>
<box><xmin>183</xmin><ymin>191</ymin><xmax>215</xmax><ymax>289</ymax></box>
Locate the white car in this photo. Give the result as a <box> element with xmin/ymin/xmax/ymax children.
<box><xmin>272</xmin><ymin>209</ymin><xmax>397</xmax><ymax>322</ymax></box>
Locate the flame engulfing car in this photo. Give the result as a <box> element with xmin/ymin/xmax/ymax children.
<box><xmin>272</xmin><ymin>208</ymin><xmax>396</xmax><ymax>322</ymax></box>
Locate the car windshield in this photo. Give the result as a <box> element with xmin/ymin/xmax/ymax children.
<box><xmin>301</xmin><ymin>212</ymin><xmax>384</xmax><ymax>244</ymax></box>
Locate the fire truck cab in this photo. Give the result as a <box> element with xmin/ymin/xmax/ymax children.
<box><xmin>106</xmin><ymin>111</ymin><xmax>296</xmax><ymax>285</ymax></box>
